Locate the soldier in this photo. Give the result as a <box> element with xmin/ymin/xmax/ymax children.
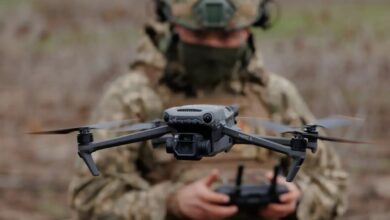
<box><xmin>69</xmin><ymin>0</ymin><xmax>348</xmax><ymax>219</ymax></box>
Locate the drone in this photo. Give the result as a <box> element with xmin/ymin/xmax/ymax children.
<box><xmin>30</xmin><ymin>104</ymin><xmax>370</xmax><ymax>182</ymax></box>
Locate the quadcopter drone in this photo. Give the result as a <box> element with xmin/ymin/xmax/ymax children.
<box><xmin>30</xmin><ymin>104</ymin><xmax>370</xmax><ymax>182</ymax></box>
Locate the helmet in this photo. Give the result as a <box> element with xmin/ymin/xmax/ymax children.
<box><xmin>156</xmin><ymin>0</ymin><xmax>271</xmax><ymax>31</ymax></box>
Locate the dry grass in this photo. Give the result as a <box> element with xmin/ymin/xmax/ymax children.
<box><xmin>0</xmin><ymin>0</ymin><xmax>389</xmax><ymax>219</ymax></box>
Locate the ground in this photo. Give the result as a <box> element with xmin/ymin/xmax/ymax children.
<box><xmin>0</xmin><ymin>0</ymin><xmax>389</xmax><ymax>219</ymax></box>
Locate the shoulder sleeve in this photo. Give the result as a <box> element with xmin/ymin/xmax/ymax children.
<box><xmin>69</xmin><ymin>71</ymin><xmax>183</xmax><ymax>220</ymax></box>
<box><xmin>259</xmin><ymin>73</ymin><xmax>315</xmax><ymax>124</ymax></box>
<box><xmin>263</xmin><ymin>73</ymin><xmax>348</xmax><ymax>220</ymax></box>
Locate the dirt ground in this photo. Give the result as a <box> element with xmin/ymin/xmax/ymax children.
<box><xmin>1</xmin><ymin>0</ymin><xmax>389</xmax><ymax>219</ymax></box>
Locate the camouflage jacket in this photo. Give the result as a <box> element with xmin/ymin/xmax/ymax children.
<box><xmin>69</xmin><ymin>25</ymin><xmax>347</xmax><ymax>220</ymax></box>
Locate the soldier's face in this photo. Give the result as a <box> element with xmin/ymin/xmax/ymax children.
<box><xmin>175</xmin><ymin>25</ymin><xmax>250</xmax><ymax>48</ymax></box>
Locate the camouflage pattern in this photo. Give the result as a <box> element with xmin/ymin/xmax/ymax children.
<box><xmin>69</xmin><ymin>26</ymin><xmax>348</xmax><ymax>220</ymax></box>
<box><xmin>168</xmin><ymin>0</ymin><xmax>262</xmax><ymax>30</ymax></box>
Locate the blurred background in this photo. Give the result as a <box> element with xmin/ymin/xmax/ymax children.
<box><xmin>0</xmin><ymin>0</ymin><xmax>389</xmax><ymax>219</ymax></box>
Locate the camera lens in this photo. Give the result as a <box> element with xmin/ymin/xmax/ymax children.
<box><xmin>203</xmin><ymin>113</ymin><xmax>213</xmax><ymax>123</ymax></box>
<box><xmin>163</xmin><ymin>113</ymin><xmax>170</xmax><ymax>122</ymax></box>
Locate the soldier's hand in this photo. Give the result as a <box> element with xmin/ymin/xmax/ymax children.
<box><xmin>259</xmin><ymin>172</ymin><xmax>301</xmax><ymax>219</ymax></box>
<box><xmin>174</xmin><ymin>169</ymin><xmax>238</xmax><ymax>220</ymax></box>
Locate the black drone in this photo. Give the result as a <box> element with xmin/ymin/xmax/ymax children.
<box><xmin>30</xmin><ymin>104</ymin><xmax>370</xmax><ymax>182</ymax></box>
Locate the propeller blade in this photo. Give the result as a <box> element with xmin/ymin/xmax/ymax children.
<box><xmin>311</xmin><ymin>115</ymin><xmax>362</xmax><ymax>129</ymax></box>
<box><xmin>29</xmin><ymin>127</ymin><xmax>84</xmax><ymax>135</ymax></box>
<box><xmin>240</xmin><ymin>115</ymin><xmax>363</xmax><ymax>134</ymax></box>
<box><xmin>28</xmin><ymin>119</ymin><xmax>138</xmax><ymax>135</ymax></box>
<box><xmin>113</xmin><ymin>122</ymin><xmax>162</xmax><ymax>132</ymax></box>
<box><xmin>283</xmin><ymin>131</ymin><xmax>374</xmax><ymax>145</ymax></box>
<box><xmin>312</xmin><ymin>134</ymin><xmax>373</xmax><ymax>144</ymax></box>
<box><xmin>238</xmin><ymin>117</ymin><xmax>296</xmax><ymax>133</ymax></box>
<box><xmin>88</xmin><ymin>119</ymin><xmax>138</xmax><ymax>130</ymax></box>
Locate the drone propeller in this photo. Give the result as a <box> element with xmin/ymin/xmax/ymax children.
<box><xmin>239</xmin><ymin>116</ymin><xmax>362</xmax><ymax>134</ymax></box>
<box><xmin>303</xmin><ymin>116</ymin><xmax>362</xmax><ymax>129</ymax></box>
<box><xmin>28</xmin><ymin>119</ymin><xmax>139</xmax><ymax>135</ymax></box>
<box><xmin>238</xmin><ymin>117</ymin><xmax>297</xmax><ymax>133</ymax></box>
<box><xmin>283</xmin><ymin>131</ymin><xmax>373</xmax><ymax>144</ymax></box>
<box><xmin>113</xmin><ymin>121</ymin><xmax>166</xmax><ymax>133</ymax></box>
<box><xmin>239</xmin><ymin>116</ymin><xmax>371</xmax><ymax>145</ymax></box>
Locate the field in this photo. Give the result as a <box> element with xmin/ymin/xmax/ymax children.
<box><xmin>1</xmin><ymin>0</ymin><xmax>389</xmax><ymax>219</ymax></box>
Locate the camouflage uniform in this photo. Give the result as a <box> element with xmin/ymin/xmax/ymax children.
<box><xmin>69</xmin><ymin>2</ymin><xmax>348</xmax><ymax>219</ymax></box>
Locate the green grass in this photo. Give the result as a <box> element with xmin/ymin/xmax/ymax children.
<box><xmin>254</xmin><ymin>2</ymin><xmax>390</xmax><ymax>39</ymax></box>
<box><xmin>0</xmin><ymin>0</ymin><xmax>25</xmax><ymax>9</ymax></box>
<box><xmin>33</xmin><ymin>27</ymin><xmax>141</xmax><ymax>52</ymax></box>
<box><xmin>0</xmin><ymin>0</ymin><xmax>22</xmax><ymax>5</ymax></box>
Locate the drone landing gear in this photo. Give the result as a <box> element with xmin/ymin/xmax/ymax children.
<box><xmin>76</xmin><ymin>129</ymin><xmax>100</xmax><ymax>176</ymax></box>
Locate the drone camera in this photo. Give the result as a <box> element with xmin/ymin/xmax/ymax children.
<box><xmin>166</xmin><ymin>133</ymin><xmax>210</xmax><ymax>160</ymax></box>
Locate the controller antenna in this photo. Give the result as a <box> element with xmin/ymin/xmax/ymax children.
<box><xmin>269</xmin><ymin>165</ymin><xmax>280</xmax><ymax>195</ymax></box>
<box><xmin>235</xmin><ymin>164</ymin><xmax>245</xmax><ymax>195</ymax></box>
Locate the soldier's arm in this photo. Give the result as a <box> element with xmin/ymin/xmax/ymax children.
<box><xmin>69</xmin><ymin>72</ymin><xmax>183</xmax><ymax>220</ymax></box>
<box><xmin>263</xmin><ymin>73</ymin><xmax>348</xmax><ymax>220</ymax></box>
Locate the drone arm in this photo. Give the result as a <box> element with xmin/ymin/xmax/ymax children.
<box><xmin>222</xmin><ymin>126</ymin><xmax>292</xmax><ymax>155</ymax></box>
<box><xmin>262</xmin><ymin>136</ymin><xmax>292</xmax><ymax>146</ymax></box>
<box><xmin>78</xmin><ymin>125</ymin><xmax>173</xmax><ymax>176</ymax></box>
<box><xmin>82</xmin><ymin>125</ymin><xmax>173</xmax><ymax>152</ymax></box>
<box><xmin>222</xmin><ymin>126</ymin><xmax>306</xmax><ymax>182</ymax></box>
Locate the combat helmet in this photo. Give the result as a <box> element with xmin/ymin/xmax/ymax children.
<box><xmin>156</xmin><ymin>0</ymin><xmax>273</xmax><ymax>30</ymax></box>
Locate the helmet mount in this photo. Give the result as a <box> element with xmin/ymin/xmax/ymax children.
<box><xmin>155</xmin><ymin>0</ymin><xmax>276</xmax><ymax>31</ymax></box>
<box><xmin>193</xmin><ymin>0</ymin><xmax>235</xmax><ymax>29</ymax></box>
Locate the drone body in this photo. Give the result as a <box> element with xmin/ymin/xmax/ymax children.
<box><xmin>31</xmin><ymin>104</ymin><xmax>369</xmax><ymax>182</ymax></box>
<box><xmin>71</xmin><ymin>104</ymin><xmax>308</xmax><ymax>181</ymax></box>
<box><xmin>163</xmin><ymin>105</ymin><xmax>237</xmax><ymax>160</ymax></box>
